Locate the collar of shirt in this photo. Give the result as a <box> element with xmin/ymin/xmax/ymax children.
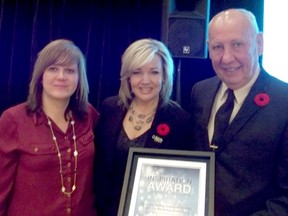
<box><xmin>32</xmin><ymin>110</ymin><xmax>46</xmax><ymax>126</ymax></box>
<box><xmin>221</xmin><ymin>67</ymin><xmax>260</xmax><ymax>106</ymax></box>
<box><xmin>208</xmin><ymin>67</ymin><xmax>260</xmax><ymax>143</ymax></box>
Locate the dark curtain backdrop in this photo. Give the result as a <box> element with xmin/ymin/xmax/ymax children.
<box><xmin>0</xmin><ymin>0</ymin><xmax>263</xmax><ymax>114</ymax></box>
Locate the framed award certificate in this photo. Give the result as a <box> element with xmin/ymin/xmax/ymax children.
<box><xmin>118</xmin><ymin>147</ymin><xmax>215</xmax><ymax>216</ymax></box>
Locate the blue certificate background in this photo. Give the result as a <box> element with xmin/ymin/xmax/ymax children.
<box><xmin>132</xmin><ymin>164</ymin><xmax>200</xmax><ymax>215</ymax></box>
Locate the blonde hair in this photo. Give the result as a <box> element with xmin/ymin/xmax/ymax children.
<box><xmin>118</xmin><ymin>38</ymin><xmax>174</xmax><ymax>108</ymax></box>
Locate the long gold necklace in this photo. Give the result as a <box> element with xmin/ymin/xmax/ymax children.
<box><xmin>46</xmin><ymin>114</ymin><xmax>78</xmax><ymax>196</ymax></box>
<box><xmin>128</xmin><ymin>105</ymin><xmax>156</xmax><ymax>131</ymax></box>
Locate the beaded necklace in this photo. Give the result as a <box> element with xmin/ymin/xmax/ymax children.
<box><xmin>128</xmin><ymin>105</ymin><xmax>156</xmax><ymax>131</ymax></box>
<box><xmin>46</xmin><ymin>114</ymin><xmax>78</xmax><ymax>196</ymax></box>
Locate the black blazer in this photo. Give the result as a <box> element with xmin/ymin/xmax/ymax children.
<box><xmin>191</xmin><ymin>69</ymin><xmax>288</xmax><ymax>215</ymax></box>
<box><xmin>94</xmin><ymin>96</ymin><xmax>192</xmax><ymax>215</ymax></box>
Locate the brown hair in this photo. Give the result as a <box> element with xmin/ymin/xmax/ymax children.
<box><xmin>26</xmin><ymin>39</ymin><xmax>89</xmax><ymax>119</ymax></box>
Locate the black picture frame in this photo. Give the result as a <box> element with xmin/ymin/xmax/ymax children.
<box><xmin>118</xmin><ymin>147</ymin><xmax>215</xmax><ymax>216</ymax></box>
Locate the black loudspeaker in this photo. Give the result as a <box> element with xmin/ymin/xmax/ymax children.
<box><xmin>162</xmin><ymin>0</ymin><xmax>210</xmax><ymax>58</ymax></box>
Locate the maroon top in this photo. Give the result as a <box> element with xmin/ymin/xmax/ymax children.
<box><xmin>0</xmin><ymin>103</ymin><xmax>99</xmax><ymax>216</ymax></box>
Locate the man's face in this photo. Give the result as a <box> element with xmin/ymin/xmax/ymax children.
<box><xmin>208</xmin><ymin>11</ymin><xmax>263</xmax><ymax>90</ymax></box>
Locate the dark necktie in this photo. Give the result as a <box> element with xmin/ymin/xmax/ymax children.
<box><xmin>211</xmin><ymin>89</ymin><xmax>235</xmax><ymax>150</ymax></box>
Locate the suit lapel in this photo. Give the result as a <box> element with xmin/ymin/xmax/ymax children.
<box><xmin>203</xmin><ymin>78</ymin><xmax>222</xmax><ymax>126</ymax></box>
<box><xmin>219</xmin><ymin>70</ymin><xmax>270</xmax><ymax>149</ymax></box>
<box><xmin>196</xmin><ymin>77</ymin><xmax>221</xmax><ymax>149</ymax></box>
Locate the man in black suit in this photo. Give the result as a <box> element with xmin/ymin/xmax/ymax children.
<box><xmin>191</xmin><ymin>8</ymin><xmax>288</xmax><ymax>215</ymax></box>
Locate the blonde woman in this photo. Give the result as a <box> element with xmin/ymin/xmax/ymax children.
<box><xmin>94</xmin><ymin>38</ymin><xmax>192</xmax><ymax>215</ymax></box>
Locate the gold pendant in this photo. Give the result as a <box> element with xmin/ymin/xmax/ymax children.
<box><xmin>134</xmin><ymin>125</ymin><xmax>141</xmax><ymax>131</ymax></box>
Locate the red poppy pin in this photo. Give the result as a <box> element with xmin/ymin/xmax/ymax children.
<box><xmin>254</xmin><ymin>93</ymin><xmax>270</xmax><ymax>107</ymax></box>
<box><xmin>157</xmin><ymin>123</ymin><xmax>170</xmax><ymax>136</ymax></box>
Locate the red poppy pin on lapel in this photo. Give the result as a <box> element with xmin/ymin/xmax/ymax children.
<box><xmin>152</xmin><ymin>123</ymin><xmax>170</xmax><ymax>144</ymax></box>
<box><xmin>157</xmin><ymin>123</ymin><xmax>170</xmax><ymax>136</ymax></box>
<box><xmin>254</xmin><ymin>93</ymin><xmax>270</xmax><ymax>107</ymax></box>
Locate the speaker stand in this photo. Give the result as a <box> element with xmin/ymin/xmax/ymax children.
<box><xmin>176</xmin><ymin>59</ymin><xmax>181</xmax><ymax>105</ymax></box>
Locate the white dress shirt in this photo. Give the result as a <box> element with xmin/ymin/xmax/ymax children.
<box><xmin>208</xmin><ymin>68</ymin><xmax>260</xmax><ymax>144</ymax></box>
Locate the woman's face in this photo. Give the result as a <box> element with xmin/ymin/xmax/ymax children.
<box><xmin>42</xmin><ymin>63</ymin><xmax>79</xmax><ymax>103</ymax></box>
<box><xmin>130</xmin><ymin>54</ymin><xmax>163</xmax><ymax>104</ymax></box>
